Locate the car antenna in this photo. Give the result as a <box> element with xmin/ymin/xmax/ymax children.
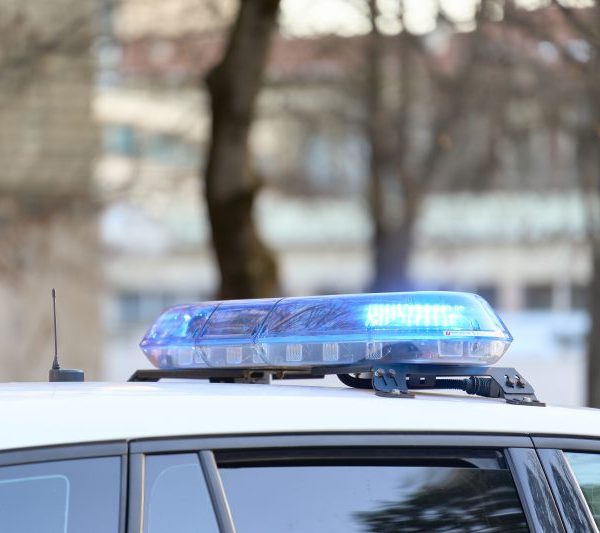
<box><xmin>48</xmin><ymin>288</ymin><xmax>85</xmax><ymax>382</ymax></box>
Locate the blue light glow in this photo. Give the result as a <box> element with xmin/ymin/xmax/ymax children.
<box><xmin>140</xmin><ymin>292</ymin><xmax>513</xmax><ymax>369</ymax></box>
<box><xmin>365</xmin><ymin>304</ymin><xmax>469</xmax><ymax>328</ymax></box>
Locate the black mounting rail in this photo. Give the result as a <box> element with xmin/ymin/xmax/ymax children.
<box><xmin>364</xmin><ymin>364</ymin><xmax>544</xmax><ymax>406</ymax></box>
<box><xmin>129</xmin><ymin>363</ymin><xmax>544</xmax><ymax>406</ymax></box>
<box><xmin>129</xmin><ymin>365</ymin><xmax>361</xmax><ymax>383</ymax></box>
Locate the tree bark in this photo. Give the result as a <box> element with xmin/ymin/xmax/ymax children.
<box><xmin>505</xmin><ymin>0</ymin><xmax>600</xmax><ymax>407</ymax></box>
<box><xmin>367</xmin><ymin>3</ymin><xmax>421</xmax><ymax>293</ymax></box>
<box><xmin>366</xmin><ymin>0</ymin><xmax>396</xmax><ymax>292</ymax></box>
<box><xmin>588</xmin><ymin>248</ymin><xmax>600</xmax><ymax>407</ymax></box>
<box><xmin>371</xmin><ymin>204</ymin><xmax>420</xmax><ymax>292</ymax></box>
<box><xmin>204</xmin><ymin>0</ymin><xmax>280</xmax><ymax>299</ymax></box>
<box><xmin>585</xmin><ymin>38</ymin><xmax>600</xmax><ymax>407</ymax></box>
<box><xmin>368</xmin><ymin>6</ymin><xmax>495</xmax><ymax>293</ymax></box>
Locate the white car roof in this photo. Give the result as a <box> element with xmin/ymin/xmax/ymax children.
<box><xmin>1</xmin><ymin>381</ymin><xmax>599</xmax><ymax>452</ymax></box>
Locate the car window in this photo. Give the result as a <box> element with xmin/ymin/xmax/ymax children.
<box><xmin>0</xmin><ymin>456</ymin><xmax>120</xmax><ymax>533</ymax></box>
<box><xmin>143</xmin><ymin>453</ymin><xmax>219</xmax><ymax>533</ymax></box>
<box><xmin>565</xmin><ymin>452</ymin><xmax>600</xmax><ymax>527</ymax></box>
<box><xmin>218</xmin><ymin>449</ymin><xmax>529</xmax><ymax>533</ymax></box>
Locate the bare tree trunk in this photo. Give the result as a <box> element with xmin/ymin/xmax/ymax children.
<box><xmin>367</xmin><ymin>1</ymin><xmax>420</xmax><ymax>292</ymax></box>
<box><xmin>369</xmin><ymin>3</ymin><xmax>497</xmax><ymax>293</ymax></box>
<box><xmin>576</xmin><ymin>16</ymin><xmax>600</xmax><ymax>405</ymax></box>
<box><xmin>585</xmin><ymin>48</ymin><xmax>600</xmax><ymax>407</ymax></box>
<box><xmin>578</xmin><ymin>108</ymin><xmax>600</xmax><ymax>407</ymax></box>
<box><xmin>589</xmin><ymin>248</ymin><xmax>600</xmax><ymax>406</ymax></box>
<box><xmin>371</xmin><ymin>205</ymin><xmax>420</xmax><ymax>292</ymax></box>
<box><xmin>383</xmin><ymin>22</ymin><xmax>423</xmax><ymax>292</ymax></box>
<box><xmin>204</xmin><ymin>0</ymin><xmax>280</xmax><ymax>299</ymax></box>
<box><xmin>366</xmin><ymin>0</ymin><xmax>391</xmax><ymax>292</ymax></box>
<box><xmin>504</xmin><ymin>0</ymin><xmax>600</xmax><ymax>406</ymax></box>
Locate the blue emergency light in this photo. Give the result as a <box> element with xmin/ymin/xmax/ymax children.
<box><xmin>139</xmin><ymin>292</ymin><xmax>512</xmax><ymax>370</ymax></box>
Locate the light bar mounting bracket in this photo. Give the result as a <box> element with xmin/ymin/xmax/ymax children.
<box><xmin>129</xmin><ymin>363</ymin><xmax>544</xmax><ymax>406</ymax></box>
<box><xmin>370</xmin><ymin>364</ymin><xmax>544</xmax><ymax>406</ymax></box>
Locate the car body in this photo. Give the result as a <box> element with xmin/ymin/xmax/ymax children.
<box><xmin>4</xmin><ymin>290</ymin><xmax>599</xmax><ymax>532</ymax></box>
<box><xmin>2</xmin><ymin>380</ymin><xmax>600</xmax><ymax>533</ymax></box>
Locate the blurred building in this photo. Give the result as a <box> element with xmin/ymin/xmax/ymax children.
<box><xmin>94</xmin><ymin>3</ymin><xmax>591</xmax><ymax>406</ymax></box>
<box><xmin>0</xmin><ymin>0</ymin><xmax>101</xmax><ymax>380</ymax></box>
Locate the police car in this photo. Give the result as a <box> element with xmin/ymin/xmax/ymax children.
<box><xmin>1</xmin><ymin>291</ymin><xmax>600</xmax><ymax>533</ymax></box>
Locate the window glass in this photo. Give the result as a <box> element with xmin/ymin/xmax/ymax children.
<box><xmin>103</xmin><ymin>124</ymin><xmax>138</xmax><ymax>156</ymax></box>
<box><xmin>118</xmin><ymin>291</ymin><xmax>181</xmax><ymax>325</ymax></box>
<box><xmin>143</xmin><ymin>453</ymin><xmax>218</xmax><ymax>533</ymax></box>
<box><xmin>0</xmin><ymin>456</ymin><xmax>120</xmax><ymax>533</ymax></box>
<box><xmin>220</xmin><ymin>462</ymin><xmax>528</xmax><ymax>532</ymax></box>
<box><xmin>474</xmin><ymin>285</ymin><xmax>498</xmax><ymax>308</ymax></box>
<box><xmin>118</xmin><ymin>291</ymin><xmax>141</xmax><ymax>324</ymax></box>
<box><xmin>524</xmin><ymin>284</ymin><xmax>553</xmax><ymax>309</ymax></box>
<box><xmin>565</xmin><ymin>452</ymin><xmax>600</xmax><ymax>527</ymax></box>
<box><xmin>570</xmin><ymin>284</ymin><xmax>589</xmax><ymax>311</ymax></box>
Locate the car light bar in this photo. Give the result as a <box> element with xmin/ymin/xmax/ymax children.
<box><xmin>140</xmin><ymin>292</ymin><xmax>512</xmax><ymax>370</ymax></box>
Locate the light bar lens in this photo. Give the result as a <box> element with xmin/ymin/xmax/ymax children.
<box><xmin>139</xmin><ymin>292</ymin><xmax>513</xmax><ymax>369</ymax></box>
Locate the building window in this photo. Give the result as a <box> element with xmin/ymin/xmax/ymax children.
<box><xmin>103</xmin><ymin>124</ymin><xmax>138</xmax><ymax>156</ymax></box>
<box><xmin>118</xmin><ymin>291</ymin><xmax>198</xmax><ymax>325</ymax></box>
<box><xmin>524</xmin><ymin>284</ymin><xmax>553</xmax><ymax>310</ymax></box>
<box><xmin>144</xmin><ymin>134</ymin><xmax>197</xmax><ymax>167</ymax></box>
<box><xmin>474</xmin><ymin>285</ymin><xmax>498</xmax><ymax>308</ymax></box>
<box><xmin>118</xmin><ymin>291</ymin><xmax>141</xmax><ymax>324</ymax></box>
<box><xmin>571</xmin><ymin>284</ymin><xmax>589</xmax><ymax>311</ymax></box>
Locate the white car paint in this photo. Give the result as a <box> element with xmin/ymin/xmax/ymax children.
<box><xmin>0</xmin><ymin>381</ymin><xmax>599</xmax><ymax>452</ymax></box>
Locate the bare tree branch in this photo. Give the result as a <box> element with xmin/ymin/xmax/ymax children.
<box><xmin>553</xmin><ymin>0</ymin><xmax>600</xmax><ymax>45</ymax></box>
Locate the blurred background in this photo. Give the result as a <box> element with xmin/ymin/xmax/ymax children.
<box><xmin>0</xmin><ymin>0</ymin><xmax>598</xmax><ymax>407</ymax></box>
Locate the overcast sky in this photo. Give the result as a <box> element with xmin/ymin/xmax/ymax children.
<box><xmin>280</xmin><ymin>0</ymin><xmax>479</xmax><ymax>35</ymax></box>
<box><xmin>280</xmin><ymin>0</ymin><xmax>589</xmax><ymax>36</ymax></box>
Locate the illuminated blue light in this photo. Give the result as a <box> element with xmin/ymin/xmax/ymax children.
<box><xmin>140</xmin><ymin>292</ymin><xmax>513</xmax><ymax>369</ymax></box>
<box><xmin>365</xmin><ymin>304</ymin><xmax>469</xmax><ymax>328</ymax></box>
